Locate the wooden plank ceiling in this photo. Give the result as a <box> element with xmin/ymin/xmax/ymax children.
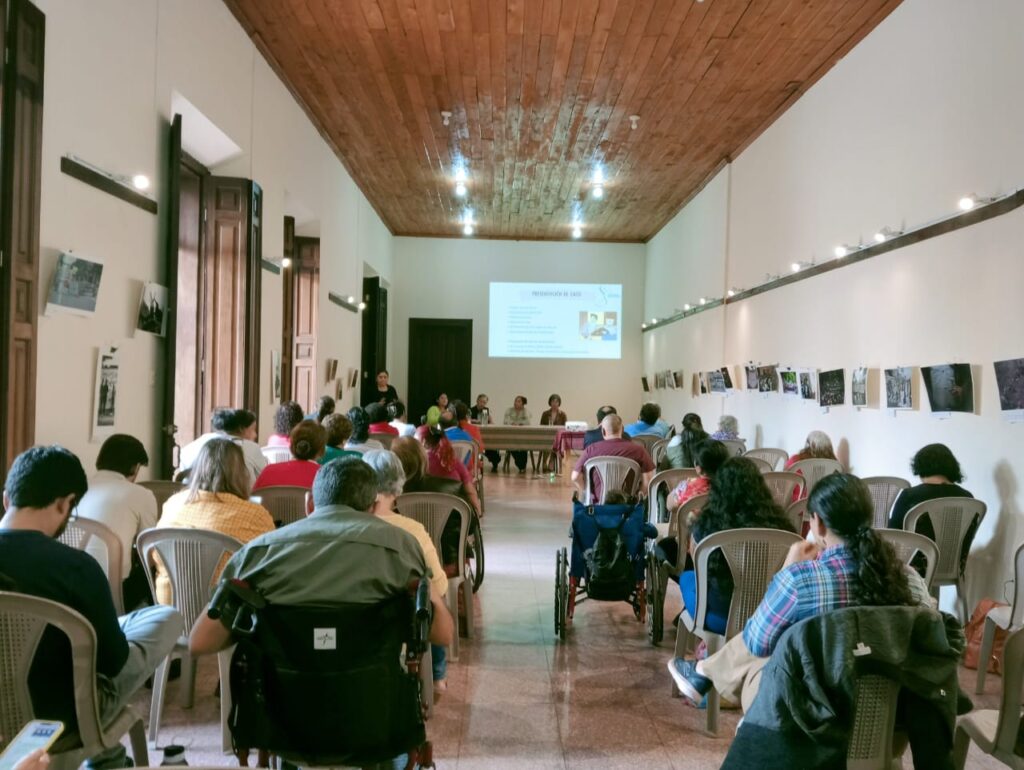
<box><xmin>223</xmin><ymin>0</ymin><xmax>902</xmax><ymax>242</ymax></box>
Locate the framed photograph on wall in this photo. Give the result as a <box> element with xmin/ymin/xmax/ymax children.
<box><xmin>271</xmin><ymin>350</ymin><xmax>282</xmax><ymax>402</ymax></box>
<box><xmin>922</xmin><ymin>363</ymin><xmax>974</xmax><ymax>414</ymax></box>
<box><xmin>91</xmin><ymin>346</ymin><xmax>119</xmax><ymax>441</ymax></box>
<box><xmin>46</xmin><ymin>251</ymin><xmax>105</xmax><ymax>316</ymax></box>
<box><xmin>884</xmin><ymin>367</ymin><xmax>914</xmax><ymax>410</ymax></box>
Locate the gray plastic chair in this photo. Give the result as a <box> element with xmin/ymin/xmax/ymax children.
<box><xmin>784</xmin><ymin>498</ymin><xmax>810</xmax><ymax>532</ymax></box>
<box><xmin>976</xmin><ymin>542</ymin><xmax>1024</xmax><ymax>694</ymax></box>
<box><xmin>647</xmin><ymin>468</ymin><xmax>699</xmax><ymax>528</ymax></box>
<box><xmin>59</xmin><ymin>518</ymin><xmax>125</xmax><ymax>615</ymax></box>
<box><xmin>862</xmin><ymin>476</ymin><xmax>911</xmax><ymax>529</ymax></box>
<box><xmin>632</xmin><ymin>433</ymin><xmax>661</xmax><ymax>459</ymax></box>
<box><xmin>668</xmin><ymin>494</ymin><xmax>709</xmax><ymax>569</ymax></box>
<box><xmin>788</xmin><ymin>458</ymin><xmax>845</xmax><ymax>496</ymax></box>
<box><xmin>746</xmin><ymin>456</ymin><xmax>773</xmax><ymax>474</ymax></box>
<box><xmin>651</xmin><ymin>439</ymin><xmax>669</xmax><ymax>468</ymax></box>
<box><xmin>450</xmin><ymin>439</ymin><xmax>485</xmax><ymax>512</ymax></box>
<box><xmin>720</xmin><ymin>439</ymin><xmax>746</xmax><ymax>458</ymax></box>
<box><xmin>847</xmin><ymin>673</ymin><xmax>902</xmax><ymax>770</ymax></box>
<box><xmin>744</xmin><ymin>447</ymin><xmax>789</xmax><ymax>471</ymax></box>
<box><xmin>583</xmin><ymin>456</ymin><xmax>642</xmax><ymax>504</ymax></box>
<box><xmin>137</xmin><ymin>480</ymin><xmax>186</xmax><ymax>513</ymax></box>
<box><xmin>0</xmin><ymin>592</ymin><xmax>149</xmax><ymax>769</ymax></box>
<box><xmin>672</xmin><ymin>527</ymin><xmax>802</xmax><ymax>734</ymax></box>
<box><xmin>249</xmin><ymin>484</ymin><xmax>308</xmax><ymax>527</ymax></box>
<box><xmin>136</xmin><ymin>527</ymin><xmax>242</xmax><ymax>745</ymax></box>
<box><xmin>373</xmin><ymin>433</ymin><xmax>396</xmax><ymax>450</ymax></box>
<box><xmin>876</xmin><ymin>529</ymin><xmax>939</xmax><ymax>589</ymax></box>
<box><xmin>260</xmin><ymin>446</ymin><xmax>291</xmax><ymax>465</ymax></box>
<box><xmin>395</xmin><ymin>492</ymin><xmax>472</xmax><ymax>662</ymax></box>
<box><xmin>763</xmin><ymin>471</ymin><xmax>806</xmax><ymax>509</ymax></box>
<box><xmin>904</xmin><ymin>497</ymin><xmax>986</xmax><ymax>621</ymax></box>
<box><xmin>954</xmin><ymin>625</ymin><xmax>1024</xmax><ymax>769</ymax></box>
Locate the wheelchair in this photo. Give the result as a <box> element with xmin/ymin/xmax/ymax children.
<box><xmin>213</xmin><ymin>577</ymin><xmax>435</xmax><ymax>769</ymax></box>
<box><xmin>553</xmin><ymin>498</ymin><xmax>655</xmax><ymax>641</ymax></box>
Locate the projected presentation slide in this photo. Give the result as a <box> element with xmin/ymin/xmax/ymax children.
<box><xmin>489</xmin><ymin>282</ymin><xmax>623</xmax><ymax>359</ymax></box>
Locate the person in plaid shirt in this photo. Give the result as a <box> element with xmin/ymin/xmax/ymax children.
<box><xmin>668</xmin><ymin>473</ymin><xmax>933</xmax><ymax>712</ymax></box>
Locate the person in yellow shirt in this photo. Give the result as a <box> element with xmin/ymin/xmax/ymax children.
<box><xmin>154</xmin><ymin>439</ymin><xmax>275</xmax><ymax>605</ymax></box>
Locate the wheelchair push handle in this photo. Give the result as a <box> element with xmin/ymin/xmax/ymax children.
<box><xmin>410</xmin><ymin>577</ymin><xmax>432</xmax><ymax>655</ymax></box>
<box><xmin>208</xmin><ymin>578</ymin><xmax>265</xmax><ymax>637</ymax></box>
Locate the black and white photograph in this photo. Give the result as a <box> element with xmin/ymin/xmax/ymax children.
<box><xmin>819</xmin><ymin>368</ymin><xmax>845</xmax><ymax>407</ymax></box>
<box><xmin>757</xmin><ymin>364</ymin><xmax>778</xmax><ymax>393</ymax></box>
<box><xmin>673</xmin><ymin>370</ymin><xmax>685</xmax><ymax>389</ymax></box>
<box><xmin>655</xmin><ymin>371</ymin><xmax>665</xmax><ymax>389</ymax></box>
<box><xmin>665</xmin><ymin>369</ymin><xmax>676</xmax><ymax>389</ymax></box>
<box><xmin>92</xmin><ymin>346</ymin><xmax>119</xmax><ymax>440</ymax></box>
<box><xmin>781</xmin><ymin>369</ymin><xmax>799</xmax><ymax>397</ymax></box>
<box><xmin>708</xmin><ymin>370</ymin><xmax>727</xmax><ymax>393</ymax></box>
<box><xmin>46</xmin><ymin>251</ymin><xmax>105</xmax><ymax>316</ymax></box>
<box><xmin>135</xmin><ymin>282</ymin><xmax>168</xmax><ymax>336</ymax></box>
<box><xmin>884</xmin><ymin>367</ymin><xmax>914</xmax><ymax>410</ymax></box>
<box><xmin>852</xmin><ymin>367</ymin><xmax>869</xmax><ymax>407</ymax></box>
<box><xmin>720</xmin><ymin>367</ymin><xmax>734</xmax><ymax>390</ymax></box>
<box><xmin>994</xmin><ymin>358</ymin><xmax>1024</xmax><ymax>412</ymax></box>
<box><xmin>800</xmin><ymin>369</ymin><xmax>818</xmax><ymax>401</ymax></box>
<box><xmin>745</xmin><ymin>365</ymin><xmax>758</xmax><ymax>390</ymax></box>
<box><xmin>922</xmin><ymin>363</ymin><xmax>974</xmax><ymax>413</ymax></box>
<box><xmin>271</xmin><ymin>350</ymin><xmax>282</xmax><ymax>402</ymax></box>
<box><xmin>698</xmin><ymin>371</ymin><xmax>708</xmax><ymax>394</ymax></box>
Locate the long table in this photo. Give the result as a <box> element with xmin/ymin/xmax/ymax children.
<box><xmin>478</xmin><ymin>425</ymin><xmax>564</xmax><ymax>473</ymax></box>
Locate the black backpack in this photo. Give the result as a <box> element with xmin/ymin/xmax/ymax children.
<box><xmin>583</xmin><ymin>509</ymin><xmax>636</xmax><ymax>601</ymax></box>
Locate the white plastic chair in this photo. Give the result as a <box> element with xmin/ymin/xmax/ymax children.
<box><xmin>583</xmin><ymin>456</ymin><xmax>642</xmax><ymax>504</ymax></box>
<box><xmin>137</xmin><ymin>480</ymin><xmax>186</xmax><ymax>513</ymax></box>
<box><xmin>260</xmin><ymin>446</ymin><xmax>292</xmax><ymax>465</ymax></box>
<box><xmin>744</xmin><ymin>448</ymin><xmax>789</xmax><ymax>471</ymax></box>
<box><xmin>976</xmin><ymin>542</ymin><xmax>1024</xmax><ymax>694</ymax></box>
<box><xmin>904</xmin><ymin>497</ymin><xmax>986</xmax><ymax>621</ymax></box>
<box><xmin>449</xmin><ymin>439</ymin><xmax>485</xmax><ymax>512</ymax></box>
<box><xmin>954</xmin><ymin>625</ymin><xmax>1024</xmax><ymax>769</ymax></box>
<box><xmin>746</xmin><ymin>456</ymin><xmax>773</xmax><ymax>474</ymax></box>
<box><xmin>787</xmin><ymin>458</ymin><xmax>845</xmax><ymax>497</ymax></box>
<box><xmin>631</xmin><ymin>433</ymin><xmax>661</xmax><ymax>459</ymax></box>
<box><xmin>672</xmin><ymin>527</ymin><xmax>802</xmax><ymax>734</ymax></box>
<box><xmin>249</xmin><ymin>484</ymin><xmax>308</xmax><ymax>527</ymax></box>
<box><xmin>395</xmin><ymin>492</ymin><xmax>473</xmax><ymax>662</ymax></box>
<box><xmin>136</xmin><ymin>527</ymin><xmax>242</xmax><ymax>746</ymax></box>
<box><xmin>651</xmin><ymin>438</ymin><xmax>669</xmax><ymax>468</ymax></box>
<box><xmin>763</xmin><ymin>471</ymin><xmax>806</xmax><ymax>509</ymax></box>
<box><xmin>0</xmin><ymin>592</ymin><xmax>149</xmax><ymax>769</ymax></box>
<box><xmin>59</xmin><ymin>518</ymin><xmax>125</xmax><ymax>615</ymax></box>
<box><xmin>720</xmin><ymin>439</ymin><xmax>746</xmax><ymax>458</ymax></box>
<box><xmin>875</xmin><ymin>529</ymin><xmax>939</xmax><ymax>589</ymax></box>
<box><xmin>784</xmin><ymin>498</ymin><xmax>810</xmax><ymax>532</ymax></box>
<box><xmin>647</xmin><ymin>468</ymin><xmax>699</xmax><ymax>531</ymax></box>
<box><xmin>862</xmin><ymin>476</ymin><xmax>911</xmax><ymax>529</ymax></box>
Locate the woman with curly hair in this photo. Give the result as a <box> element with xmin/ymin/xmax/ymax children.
<box><xmin>267</xmin><ymin>401</ymin><xmax>304</xmax><ymax>447</ymax></box>
<box><xmin>669</xmin><ymin>473</ymin><xmax>931</xmax><ymax>712</ymax></box>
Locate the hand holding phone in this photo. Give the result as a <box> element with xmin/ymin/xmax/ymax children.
<box><xmin>0</xmin><ymin>721</ymin><xmax>63</xmax><ymax>770</ymax></box>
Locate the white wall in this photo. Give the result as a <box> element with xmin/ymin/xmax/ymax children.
<box><xmin>32</xmin><ymin>0</ymin><xmax>391</xmax><ymax>473</ymax></box>
<box><xmin>641</xmin><ymin>0</ymin><xmax>1024</xmax><ymax>607</ymax></box>
<box><xmin>391</xmin><ymin>238</ymin><xmax>645</xmax><ymax>426</ymax></box>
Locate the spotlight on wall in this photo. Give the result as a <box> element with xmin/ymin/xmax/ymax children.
<box><xmin>726</xmin><ymin>287</ymin><xmax>743</xmax><ymax>298</ymax></box>
<box><xmin>683</xmin><ymin>303</ymin><xmax>691</xmax><ymax>311</ymax></box>
<box><xmin>699</xmin><ymin>297</ymin><xmax>707</xmax><ymax>305</ymax></box>
<box><xmin>651</xmin><ymin>317</ymin><xmax>658</xmax><ymax>324</ymax></box>
<box><xmin>281</xmin><ymin>257</ymin><xmax>292</xmax><ymax>269</ymax></box>
<box><xmin>833</xmin><ymin>245</ymin><xmax>852</xmax><ymax>258</ymax></box>
<box><xmin>958</xmin><ymin>195</ymin><xmax>976</xmax><ymax>211</ymax></box>
<box><xmin>641</xmin><ymin>322</ymin><xmax>648</xmax><ymax>329</ymax></box>
<box><xmin>791</xmin><ymin>260</ymin><xmax>813</xmax><ymax>273</ymax></box>
<box><xmin>358</xmin><ymin>301</ymin><xmax>367</xmax><ymax>310</ymax></box>
<box><xmin>131</xmin><ymin>174</ymin><xmax>150</xmax><ymax>191</ymax></box>
<box><xmin>347</xmin><ymin>295</ymin><xmax>355</xmax><ymax>303</ymax></box>
<box><xmin>873</xmin><ymin>226</ymin><xmax>902</xmax><ymax>244</ymax></box>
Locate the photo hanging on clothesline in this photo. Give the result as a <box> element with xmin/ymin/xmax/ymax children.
<box><xmin>780</xmin><ymin>369</ymin><xmax>799</xmax><ymax>397</ymax></box>
<box><xmin>799</xmin><ymin>369</ymin><xmax>818</xmax><ymax>401</ymax></box>
<box><xmin>135</xmin><ymin>282</ymin><xmax>168</xmax><ymax>336</ymax></box>
<box><xmin>922</xmin><ymin>363</ymin><xmax>974</xmax><ymax>414</ymax></box>
<box><xmin>994</xmin><ymin>357</ymin><xmax>1024</xmax><ymax>422</ymax></box>
<box><xmin>708</xmin><ymin>370</ymin><xmax>727</xmax><ymax>394</ymax></box>
<box><xmin>91</xmin><ymin>346</ymin><xmax>119</xmax><ymax>441</ymax></box>
<box><xmin>818</xmin><ymin>368</ymin><xmax>846</xmax><ymax>407</ymax></box>
<box><xmin>745</xmin><ymin>365</ymin><xmax>758</xmax><ymax>390</ymax></box>
<box><xmin>756</xmin><ymin>365</ymin><xmax>778</xmax><ymax>393</ymax></box>
<box><xmin>884</xmin><ymin>367</ymin><xmax>914</xmax><ymax>410</ymax></box>
<box><xmin>720</xmin><ymin>367</ymin><xmax>734</xmax><ymax>390</ymax></box>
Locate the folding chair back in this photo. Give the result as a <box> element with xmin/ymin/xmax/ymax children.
<box><xmin>787</xmin><ymin>458</ymin><xmax>844</xmax><ymax>496</ymax></box>
<box><xmin>670</xmin><ymin>493</ymin><xmax>708</xmax><ymax>571</ymax></box>
<box><xmin>744</xmin><ymin>448</ymin><xmax>789</xmax><ymax>471</ymax></box>
<box><xmin>250</xmin><ymin>485</ymin><xmax>308</xmax><ymax>527</ymax></box>
<box><xmin>720</xmin><ymin>439</ymin><xmax>746</xmax><ymax>458</ymax></box>
<box><xmin>746</xmin><ymin>456</ymin><xmax>773</xmax><ymax>474</ymax></box>
<box><xmin>583</xmin><ymin>457</ymin><xmax>642</xmax><ymax>504</ymax></box>
<box><xmin>846</xmin><ymin>673</ymin><xmax>901</xmax><ymax>770</ymax></box>
<box><xmin>138</xmin><ymin>480</ymin><xmax>186</xmax><ymax>513</ymax></box>
<box><xmin>373</xmin><ymin>433</ymin><xmax>395</xmax><ymax>450</ymax></box>
<box><xmin>651</xmin><ymin>439</ymin><xmax>669</xmax><ymax>468</ymax></box>
<box><xmin>784</xmin><ymin>498</ymin><xmax>809</xmax><ymax>533</ymax></box>
<box><xmin>449</xmin><ymin>440</ymin><xmax>476</xmax><ymax>467</ymax></box>
<box><xmin>261</xmin><ymin>446</ymin><xmax>292</xmax><ymax>465</ymax></box>
<box><xmin>875</xmin><ymin>530</ymin><xmax>939</xmax><ymax>589</ymax></box>
<box><xmin>631</xmin><ymin>434</ymin><xmax>661</xmax><ymax>459</ymax></box>
<box><xmin>59</xmin><ymin>518</ymin><xmax>125</xmax><ymax>614</ymax></box>
<box><xmin>763</xmin><ymin>471</ymin><xmax>805</xmax><ymax>509</ymax></box>
<box><xmin>903</xmin><ymin>498</ymin><xmax>986</xmax><ymax>585</ymax></box>
<box><xmin>861</xmin><ymin>476</ymin><xmax>911</xmax><ymax>529</ymax></box>
<box><xmin>647</xmin><ymin>468</ymin><xmax>699</xmax><ymax>526</ymax></box>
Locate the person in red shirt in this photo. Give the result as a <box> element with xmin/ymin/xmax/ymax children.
<box><xmin>453</xmin><ymin>400</ymin><xmax>485</xmax><ymax>450</ymax></box>
<box><xmin>366</xmin><ymin>402</ymin><xmax>399</xmax><ymax>436</ymax></box>
<box><xmin>571</xmin><ymin>414</ymin><xmax>655</xmax><ymax>503</ymax></box>
<box><xmin>252</xmin><ymin>420</ymin><xmax>325</xmax><ymax>490</ymax></box>
<box><xmin>422</xmin><ymin>426</ymin><xmax>482</xmax><ymax>515</ymax></box>
<box><xmin>667</xmin><ymin>439</ymin><xmax>730</xmax><ymax>513</ymax></box>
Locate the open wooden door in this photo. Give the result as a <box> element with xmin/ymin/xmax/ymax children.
<box><xmin>159</xmin><ymin>115</ymin><xmax>182</xmax><ymax>477</ymax></box>
<box><xmin>280</xmin><ymin>215</ymin><xmax>295</xmax><ymax>402</ymax></box>
<box><xmin>0</xmin><ymin>0</ymin><xmax>45</xmax><ymax>475</ymax></box>
<box><xmin>290</xmin><ymin>236</ymin><xmax>319</xmax><ymax>413</ymax></box>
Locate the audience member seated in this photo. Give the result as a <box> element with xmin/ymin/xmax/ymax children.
<box><xmin>452</xmin><ymin>400</ymin><xmax>486</xmax><ymax>456</ymax></box>
<box><xmin>305</xmin><ymin>395</ymin><xmax>335</xmax><ymax>423</ymax></box>
<box><xmin>389</xmin><ymin>401</ymin><xmax>416</xmax><ymax>437</ymax></box>
<box><xmin>345</xmin><ymin>406</ymin><xmax>385</xmax><ymax>453</ymax></box>
<box><xmin>784</xmin><ymin>430</ymin><xmax>837</xmax><ymax>468</ymax></box>
<box><xmin>76</xmin><ymin>433</ymin><xmax>158</xmax><ymax>610</ymax></box>
<box><xmin>710</xmin><ymin>414</ymin><xmax>740</xmax><ymax>441</ymax></box>
<box><xmin>668</xmin><ymin>473</ymin><xmax>932</xmax><ymax>714</ymax></box>
<box><xmin>423</xmin><ymin>427</ymin><xmax>482</xmax><ymax>514</ymax></box>
<box><xmin>0</xmin><ymin>446</ymin><xmax>182</xmax><ymax>769</ymax></box>
<box><xmin>666</xmin><ymin>439</ymin><xmax>730</xmax><ymax>513</ymax></box>
<box><xmin>157</xmin><ymin>440</ymin><xmax>275</xmax><ymax>604</ymax></box>
<box><xmin>665</xmin><ymin>412</ymin><xmax>708</xmax><ymax>469</ymax></box>
<box><xmin>320</xmin><ymin>414</ymin><xmax>363</xmax><ymax>465</ymax></box>
<box><xmin>572</xmin><ymin>414</ymin><xmax>654</xmax><ymax>503</ymax></box>
<box><xmin>188</xmin><ymin>458</ymin><xmax>454</xmax><ymax>770</ymax></box>
<box><xmin>441</xmin><ymin>409</ymin><xmax>477</xmax><ymax>472</ymax></box>
<box><xmin>583</xmin><ymin>405</ymin><xmax>617</xmax><ymax>448</ymax></box>
<box><xmin>365</xmin><ymin>368</ymin><xmax>399</xmax><ymax>406</ymax></box>
<box><xmin>624</xmin><ymin>402</ymin><xmax>671</xmax><ymax>438</ymax></box>
<box><xmin>889</xmin><ymin>443</ymin><xmax>976</xmax><ymax>572</ymax></box>
<box><xmin>392</xmin><ymin>437</ymin><xmax>470</xmax><ymax>504</ymax></box>
<box><xmin>362</xmin><ymin>449</ymin><xmax>450</xmax><ymax>699</ymax></box>
<box><xmin>267</xmin><ymin>401</ymin><xmax>304</xmax><ymax>448</ymax></box>
<box><xmin>503</xmin><ymin>395</ymin><xmax>532</xmax><ymax>473</ymax></box>
<box><xmin>253</xmin><ymin>420</ymin><xmax>325</xmax><ymax>491</ymax></box>
<box><xmin>367</xmin><ymin>402</ymin><xmax>399</xmax><ymax>436</ymax></box>
<box><xmin>179</xmin><ymin>407</ymin><xmax>267</xmax><ymax>482</ymax></box>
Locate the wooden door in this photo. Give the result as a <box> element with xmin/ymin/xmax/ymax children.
<box><xmin>290</xmin><ymin>236</ymin><xmax>319</xmax><ymax>413</ymax></box>
<box><xmin>200</xmin><ymin>177</ymin><xmax>262</xmax><ymax>431</ymax></box>
<box><xmin>407</xmin><ymin>319</ymin><xmax>472</xmax><ymax>426</ymax></box>
<box><xmin>360</xmin><ymin>276</ymin><xmax>387</xmax><ymax>404</ymax></box>
<box><xmin>280</xmin><ymin>215</ymin><xmax>295</xmax><ymax>401</ymax></box>
<box><xmin>0</xmin><ymin>0</ymin><xmax>44</xmax><ymax>475</ymax></box>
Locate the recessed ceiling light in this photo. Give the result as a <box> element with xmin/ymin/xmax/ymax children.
<box><xmin>455</xmin><ymin>182</ymin><xmax>467</xmax><ymax>197</ymax></box>
<box><xmin>591</xmin><ymin>185</ymin><xmax>604</xmax><ymax>199</ymax></box>
<box><xmin>463</xmin><ymin>224</ymin><xmax>474</xmax><ymax>236</ymax></box>
<box><xmin>572</xmin><ymin>226</ymin><xmax>583</xmax><ymax>239</ymax></box>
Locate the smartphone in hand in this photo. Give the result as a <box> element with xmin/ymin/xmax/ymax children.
<box><xmin>0</xmin><ymin>721</ymin><xmax>64</xmax><ymax>770</ymax></box>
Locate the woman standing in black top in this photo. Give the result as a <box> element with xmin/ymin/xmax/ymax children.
<box><xmin>366</xmin><ymin>369</ymin><xmax>399</xmax><ymax>406</ymax></box>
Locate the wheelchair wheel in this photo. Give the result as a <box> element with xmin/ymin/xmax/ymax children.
<box><xmin>554</xmin><ymin>547</ymin><xmax>569</xmax><ymax>641</ymax></box>
<box><xmin>466</xmin><ymin>514</ymin><xmax>485</xmax><ymax>593</ymax></box>
<box><xmin>646</xmin><ymin>553</ymin><xmax>664</xmax><ymax>645</ymax></box>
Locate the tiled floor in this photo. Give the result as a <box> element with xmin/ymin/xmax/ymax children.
<box><xmin>134</xmin><ymin>471</ymin><xmax>1006</xmax><ymax>768</ymax></box>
